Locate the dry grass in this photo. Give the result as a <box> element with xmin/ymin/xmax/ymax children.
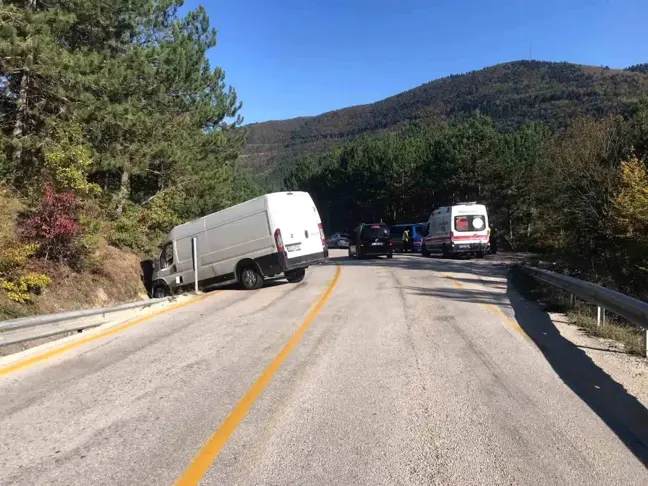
<box><xmin>566</xmin><ymin>310</ymin><xmax>645</xmax><ymax>356</ymax></box>
<box><xmin>512</xmin><ymin>267</ymin><xmax>645</xmax><ymax>356</ymax></box>
<box><xmin>32</xmin><ymin>244</ymin><xmax>148</xmax><ymax>315</ymax></box>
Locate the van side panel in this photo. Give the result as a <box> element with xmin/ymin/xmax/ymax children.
<box><xmin>425</xmin><ymin>212</ymin><xmax>451</xmax><ymax>250</ymax></box>
<box><xmin>175</xmin><ymin>237</ymin><xmax>195</xmax><ymax>286</ymax></box>
<box><xmin>162</xmin><ymin>195</ymin><xmax>274</xmax><ymax>289</ymax></box>
<box><xmin>201</xmin><ymin>210</ymin><xmax>274</xmax><ymax>278</ymax></box>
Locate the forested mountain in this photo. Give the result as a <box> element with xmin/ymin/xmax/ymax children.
<box><xmin>242</xmin><ymin>61</ymin><xmax>648</xmax><ymax>184</ymax></box>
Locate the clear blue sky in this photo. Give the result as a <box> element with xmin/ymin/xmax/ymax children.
<box><xmin>183</xmin><ymin>0</ymin><xmax>647</xmax><ymax>124</ymax></box>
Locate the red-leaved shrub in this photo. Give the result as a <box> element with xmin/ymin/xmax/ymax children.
<box><xmin>22</xmin><ymin>184</ymin><xmax>81</xmax><ymax>263</ymax></box>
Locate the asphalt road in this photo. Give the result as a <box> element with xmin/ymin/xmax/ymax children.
<box><xmin>1</xmin><ymin>250</ymin><xmax>647</xmax><ymax>485</ymax></box>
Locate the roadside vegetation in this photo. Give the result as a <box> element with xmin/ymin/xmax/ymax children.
<box><xmin>511</xmin><ymin>268</ymin><xmax>644</xmax><ymax>356</ymax></box>
<box><xmin>285</xmin><ymin>105</ymin><xmax>648</xmax><ymax>302</ymax></box>
<box><xmin>0</xmin><ymin>1</ymin><xmax>260</xmax><ymax>318</ymax></box>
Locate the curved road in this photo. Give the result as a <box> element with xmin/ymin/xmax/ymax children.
<box><xmin>1</xmin><ymin>250</ymin><xmax>647</xmax><ymax>485</ymax></box>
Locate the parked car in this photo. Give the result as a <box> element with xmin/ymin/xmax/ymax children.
<box><xmin>150</xmin><ymin>191</ymin><xmax>327</xmax><ymax>295</ymax></box>
<box><xmin>421</xmin><ymin>202</ymin><xmax>490</xmax><ymax>258</ymax></box>
<box><xmin>326</xmin><ymin>232</ymin><xmax>351</xmax><ymax>248</ymax></box>
<box><xmin>390</xmin><ymin>223</ymin><xmax>426</xmax><ymax>252</ymax></box>
<box><xmin>348</xmin><ymin>223</ymin><xmax>393</xmax><ymax>259</ymax></box>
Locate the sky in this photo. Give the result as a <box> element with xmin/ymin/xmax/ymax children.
<box><xmin>183</xmin><ymin>0</ymin><xmax>647</xmax><ymax>124</ymax></box>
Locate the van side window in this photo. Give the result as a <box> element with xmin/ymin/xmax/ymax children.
<box><xmin>160</xmin><ymin>243</ymin><xmax>173</xmax><ymax>269</ymax></box>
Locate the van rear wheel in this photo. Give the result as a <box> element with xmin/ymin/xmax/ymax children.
<box><xmin>286</xmin><ymin>268</ymin><xmax>306</xmax><ymax>283</ymax></box>
<box><xmin>240</xmin><ymin>266</ymin><xmax>263</xmax><ymax>290</ymax></box>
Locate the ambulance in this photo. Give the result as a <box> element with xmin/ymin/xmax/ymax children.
<box><xmin>421</xmin><ymin>203</ymin><xmax>490</xmax><ymax>258</ymax></box>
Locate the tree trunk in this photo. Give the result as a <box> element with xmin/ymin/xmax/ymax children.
<box><xmin>11</xmin><ymin>0</ymin><xmax>37</xmax><ymax>169</ymax></box>
<box><xmin>11</xmin><ymin>55</ymin><xmax>31</xmax><ymax>170</ymax></box>
<box><xmin>115</xmin><ymin>170</ymin><xmax>130</xmax><ymax>217</ymax></box>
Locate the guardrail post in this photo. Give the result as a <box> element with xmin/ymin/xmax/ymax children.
<box><xmin>645</xmin><ymin>330</ymin><xmax>648</xmax><ymax>358</ymax></box>
<box><xmin>192</xmin><ymin>237</ymin><xmax>198</xmax><ymax>293</ymax></box>
<box><xmin>597</xmin><ymin>306</ymin><xmax>603</xmax><ymax>326</ymax></box>
<box><xmin>570</xmin><ymin>294</ymin><xmax>575</xmax><ymax>308</ymax></box>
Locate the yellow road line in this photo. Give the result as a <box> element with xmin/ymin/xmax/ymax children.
<box><xmin>0</xmin><ymin>292</ymin><xmax>217</xmax><ymax>377</ymax></box>
<box><xmin>483</xmin><ymin>303</ymin><xmax>527</xmax><ymax>337</ymax></box>
<box><xmin>441</xmin><ymin>273</ymin><xmax>527</xmax><ymax>338</ymax></box>
<box><xmin>175</xmin><ymin>265</ymin><xmax>341</xmax><ymax>486</ymax></box>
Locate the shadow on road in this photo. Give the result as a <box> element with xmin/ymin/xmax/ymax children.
<box><xmin>325</xmin><ymin>251</ymin><xmax>648</xmax><ymax>467</ymax></box>
<box><xmin>324</xmin><ymin>252</ymin><xmax>510</xmax><ymax>280</ymax></box>
<box><xmin>402</xmin><ymin>286</ymin><xmax>513</xmax><ymax>307</ymax></box>
<box><xmin>506</xmin><ymin>276</ymin><xmax>648</xmax><ymax>467</ymax></box>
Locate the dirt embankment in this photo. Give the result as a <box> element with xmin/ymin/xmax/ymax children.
<box><xmin>0</xmin><ymin>244</ymin><xmax>149</xmax><ymax>321</ymax></box>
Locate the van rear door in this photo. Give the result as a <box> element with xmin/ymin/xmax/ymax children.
<box><xmin>451</xmin><ymin>207</ymin><xmax>489</xmax><ymax>247</ymax></box>
<box><xmin>267</xmin><ymin>192</ymin><xmax>325</xmax><ymax>262</ymax></box>
<box><xmin>360</xmin><ymin>224</ymin><xmax>391</xmax><ymax>254</ymax></box>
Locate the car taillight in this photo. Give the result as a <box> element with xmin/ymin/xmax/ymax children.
<box><xmin>450</xmin><ymin>232</ymin><xmax>455</xmax><ymax>244</ymax></box>
<box><xmin>317</xmin><ymin>223</ymin><xmax>326</xmax><ymax>246</ymax></box>
<box><xmin>274</xmin><ymin>228</ymin><xmax>285</xmax><ymax>253</ymax></box>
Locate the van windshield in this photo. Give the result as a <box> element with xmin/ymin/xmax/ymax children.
<box><xmin>454</xmin><ymin>215</ymin><xmax>486</xmax><ymax>232</ymax></box>
<box><xmin>361</xmin><ymin>225</ymin><xmax>390</xmax><ymax>239</ymax></box>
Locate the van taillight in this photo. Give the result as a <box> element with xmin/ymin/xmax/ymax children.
<box><xmin>274</xmin><ymin>228</ymin><xmax>285</xmax><ymax>253</ymax></box>
<box><xmin>450</xmin><ymin>232</ymin><xmax>455</xmax><ymax>244</ymax></box>
<box><xmin>317</xmin><ymin>223</ymin><xmax>326</xmax><ymax>246</ymax></box>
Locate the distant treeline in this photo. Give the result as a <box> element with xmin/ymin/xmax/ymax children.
<box><xmin>245</xmin><ymin>61</ymin><xmax>648</xmax><ymax>184</ymax></box>
<box><xmin>284</xmin><ymin>106</ymin><xmax>648</xmax><ymax>298</ymax></box>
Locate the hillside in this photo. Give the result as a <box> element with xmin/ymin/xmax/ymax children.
<box><xmin>241</xmin><ymin>60</ymin><xmax>648</xmax><ymax>183</ymax></box>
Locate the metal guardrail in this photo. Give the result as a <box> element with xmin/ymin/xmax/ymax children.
<box><xmin>521</xmin><ymin>265</ymin><xmax>648</xmax><ymax>355</ymax></box>
<box><xmin>0</xmin><ymin>295</ymin><xmax>183</xmax><ymax>348</ymax></box>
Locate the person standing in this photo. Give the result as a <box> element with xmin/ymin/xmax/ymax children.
<box><xmin>402</xmin><ymin>228</ymin><xmax>411</xmax><ymax>252</ymax></box>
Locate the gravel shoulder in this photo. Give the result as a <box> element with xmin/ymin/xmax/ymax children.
<box><xmin>549</xmin><ymin>312</ymin><xmax>648</xmax><ymax>409</ymax></box>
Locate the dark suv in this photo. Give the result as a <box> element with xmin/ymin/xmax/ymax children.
<box><xmin>348</xmin><ymin>223</ymin><xmax>393</xmax><ymax>259</ymax></box>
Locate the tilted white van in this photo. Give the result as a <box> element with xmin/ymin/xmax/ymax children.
<box><xmin>150</xmin><ymin>192</ymin><xmax>328</xmax><ymax>296</ymax></box>
<box><xmin>421</xmin><ymin>202</ymin><xmax>490</xmax><ymax>258</ymax></box>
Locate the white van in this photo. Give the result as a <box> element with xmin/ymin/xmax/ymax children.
<box><xmin>150</xmin><ymin>191</ymin><xmax>328</xmax><ymax>296</ymax></box>
<box><xmin>421</xmin><ymin>202</ymin><xmax>490</xmax><ymax>258</ymax></box>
